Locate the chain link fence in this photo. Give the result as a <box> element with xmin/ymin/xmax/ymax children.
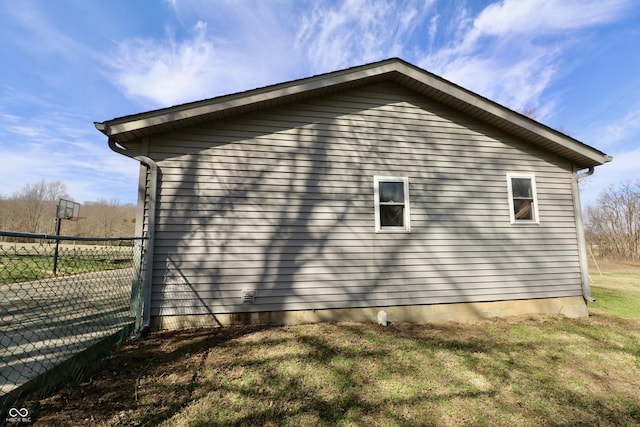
<box><xmin>0</xmin><ymin>231</ymin><xmax>145</xmax><ymax>418</ymax></box>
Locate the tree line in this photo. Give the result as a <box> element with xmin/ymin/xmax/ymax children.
<box><xmin>585</xmin><ymin>181</ymin><xmax>640</xmax><ymax>262</ymax></box>
<box><xmin>0</xmin><ymin>180</ymin><xmax>136</xmax><ymax>238</ymax></box>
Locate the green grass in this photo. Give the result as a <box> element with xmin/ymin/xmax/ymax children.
<box><xmin>31</xmin><ymin>260</ymin><xmax>640</xmax><ymax>426</ymax></box>
<box><xmin>589</xmin><ymin>260</ymin><xmax>640</xmax><ymax>320</ymax></box>
<box><xmin>0</xmin><ymin>245</ymin><xmax>133</xmax><ymax>283</ymax></box>
<box><xmin>591</xmin><ymin>287</ymin><xmax>640</xmax><ymax>319</ymax></box>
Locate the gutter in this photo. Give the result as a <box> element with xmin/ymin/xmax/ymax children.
<box><xmin>572</xmin><ymin>166</ymin><xmax>595</xmax><ymax>303</ymax></box>
<box><xmin>100</xmin><ymin>131</ymin><xmax>157</xmax><ymax>338</ymax></box>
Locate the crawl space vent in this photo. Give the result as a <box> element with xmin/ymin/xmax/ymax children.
<box><xmin>241</xmin><ymin>290</ymin><xmax>256</xmax><ymax>304</ymax></box>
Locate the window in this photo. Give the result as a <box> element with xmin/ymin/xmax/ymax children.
<box><xmin>374</xmin><ymin>176</ymin><xmax>411</xmax><ymax>232</ymax></box>
<box><xmin>506</xmin><ymin>173</ymin><xmax>539</xmax><ymax>224</ymax></box>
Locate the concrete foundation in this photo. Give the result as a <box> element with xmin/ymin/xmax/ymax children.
<box><xmin>150</xmin><ymin>296</ymin><xmax>589</xmax><ymax>330</ymax></box>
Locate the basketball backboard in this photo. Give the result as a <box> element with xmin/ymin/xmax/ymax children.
<box><xmin>57</xmin><ymin>199</ymin><xmax>80</xmax><ymax>220</ymax></box>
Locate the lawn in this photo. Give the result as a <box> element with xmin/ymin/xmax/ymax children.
<box><xmin>27</xmin><ymin>260</ymin><xmax>640</xmax><ymax>426</ymax></box>
<box><xmin>0</xmin><ymin>243</ymin><xmax>133</xmax><ymax>284</ymax></box>
<box><xmin>589</xmin><ymin>258</ymin><xmax>640</xmax><ymax>320</ymax></box>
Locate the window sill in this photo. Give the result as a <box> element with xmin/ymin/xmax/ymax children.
<box><xmin>375</xmin><ymin>228</ymin><xmax>412</xmax><ymax>233</ymax></box>
<box><xmin>509</xmin><ymin>221</ymin><xmax>540</xmax><ymax>225</ymax></box>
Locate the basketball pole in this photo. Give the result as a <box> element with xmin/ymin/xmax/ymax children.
<box><xmin>53</xmin><ymin>199</ymin><xmax>81</xmax><ymax>276</ymax></box>
<box><xmin>53</xmin><ymin>216</ymin><xmax>62</xmax><ymax>276</ymax></box>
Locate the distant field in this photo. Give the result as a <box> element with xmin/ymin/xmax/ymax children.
<box><xmin>589</xmin><ymin>258</ymin><xmax>640</xmax><ymax>320</ymax></box>
<box><xmin>30</xmin><ymin>258</ymin><xmax>640</xmax><ymax>426</ymax></box>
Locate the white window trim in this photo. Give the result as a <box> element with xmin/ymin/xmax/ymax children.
<box><xmin>374</xmin><ymin>176</ymin><xmax>411</xmax><ymax>233</ymax></box>
<box><xmin>506</xmin><ymin>173</ymin><xmax>540</xmax><ymax>225</ymax></box>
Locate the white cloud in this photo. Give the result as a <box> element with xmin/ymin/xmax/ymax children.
<box><xmin>430</xmin><ymin>49</ymin><xmax>559</xmax><ymax>111</ymax></box>
<box><xmin>474</xmin><ymin>0</ymin><xmax>630</xmax><ymax>35</ymax></box>
<box><xmin>0</xmin><ymin>146</ymin><xmax>137</xmax><ymax>204</ymax></box>
<box><xmin>107</xmin><ymin>11</ymin><xmax>294</xmax><ymax>108</ymax></box>
<box><xmin>427</xmin><ymin>14</ymin><xmax>439</xmax><ymax>50</ymax></box>
<box><xmin>582</xmin><ymin>105</ymin><xmax>640</xmax><ymax>151</ymax></box>
<box><xmin>103</xmin><ymin>0</ymin><xmax>634</xmax><ymax>133</ymax></box>
<box><xmin>110</xmin><ymin>25</ymin><xmax>223</xmax><ymax>106</ymax></box>
<box><xmin>108</xmin><ymin>0</ymin><xmax>435</xmax><ymax>107</ymax></box>
<box><xmin>105</xmin><ymin>0</ymin><xmax>632</xmax><ymax>113</ymax></box>
<box><xmin>0</xmin><ymin>112</ymin><xmax>138</xmax><ymax>203</ymax></box>
<box><xmin>294</xmin><ymin>0</ymin><xmax>434</xmax><ymax>72</ymax></box>
<box><xmin>418</xmin><ymin>0</ymin><xmax>633</xmax><ymax>116</ymax></box>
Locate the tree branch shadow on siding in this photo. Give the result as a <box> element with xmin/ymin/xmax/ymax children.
<box><xmin>150</xmin><ymin>91</ymin><xmax>398</xmax><ymax>323</ymax></box>
<box><xmin>160</xmin><ymin>255</ymin><xmax>223</xmax><ymax>327</ymax></box>
<box><xmin>411</xmin><ymin>100</ymin><xmax>583</xmax><ymax>317</ymax></box>
<box><xmin>149</xmin><ymin>82</ymin><xmax>583</xmax><ymax>327</ymax></box>
<box><xmin>253</xmin><ymin>121</ymin><xmax>362</xmax><ymax>315</ymax></box>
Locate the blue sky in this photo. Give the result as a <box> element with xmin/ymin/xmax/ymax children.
<box><xmin>1</xmin><ymin>0</ymin><xmax>639</xmax><ymax>207</ymax></box>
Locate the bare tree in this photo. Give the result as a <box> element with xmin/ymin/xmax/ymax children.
<box><xmin>0</xmin><ymin>180</ymin><xmax>136</xmax><ymax>237</ymax></box>
<box><xmin>585</xmin><ymin>181</ymin><xmax>640</xmax><ymax>261</ymax></box>
<box><xmin>65</xmin><ymin>199</ymin><xmax>136</xmax><ymax>238</ymax></box>
<box><xmin>14</xmin><ymin>180</ymin><xmax>69</xmax><ymax>233</ymax></box>
<box><xmin>88</xmin><ymin>199</ymin><xmax>132</xmax><ymax>237</ymax></box>
<box><xmin>519</xmin><ymin>107</ymin><xmax>540</xmax><ymax>120</ymax></box>
<box><xmin>0</xmin><ymin>194</ymin><xmax>7</xmax><ymax>230</ymax></box>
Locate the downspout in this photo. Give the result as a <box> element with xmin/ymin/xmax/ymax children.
<box><xmin>572</xmin><ymin>166</ymin><xmax>595</xmax><ymax>303</ymax></box>
<box><xmin>106</xmin><ymin>136</ymin><xmax>158</xmax><ymax>337</ymax></box>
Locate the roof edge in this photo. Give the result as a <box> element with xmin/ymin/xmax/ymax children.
<box><xmin>97</xmin><ymin>57</ymin><xmax>610</xmax><ymax>168</ymax></box>
<box><xmin>97</xmin><ymin>58</ymin><xmax>406</xmax><ymax>137</ymax></box>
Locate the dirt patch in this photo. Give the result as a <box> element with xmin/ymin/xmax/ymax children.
<box><xmin>24</xmin><ymin>327</ymin><xmax>264</xmax><ymax>426</ymax></box>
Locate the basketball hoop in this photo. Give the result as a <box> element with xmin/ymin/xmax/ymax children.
<box><xmin>57</xmin><ymin>199</ymin><xmax>81</xmax><ymax>220</ymax></box>
<box><xmin>53</xmin><ymin>199</ymin><xmax>83</xmax><ymax>276</ymax></box>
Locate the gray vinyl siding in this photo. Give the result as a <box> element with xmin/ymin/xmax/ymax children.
<box><xmin>145</xmin><ymin>82</ymin><xmax>581</xmax><ymax>317</ymax></box>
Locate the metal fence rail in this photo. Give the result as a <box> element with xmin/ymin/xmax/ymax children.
<box><xmin>0</xmin><ymin>231</ymin><xmax>145</xmax><ymax>417</ymax></box>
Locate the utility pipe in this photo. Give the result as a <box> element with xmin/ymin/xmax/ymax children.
<box><xmin>572</xmin><ymin>166</ymin><xmax>595</xmax><ymax>302</ymax></box>
<box><xmin>106</xmin><ymin>136</ymin><xmax>158</xmax><ymax>337</ymax></box>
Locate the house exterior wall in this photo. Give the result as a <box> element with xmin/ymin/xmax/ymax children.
<box><xmin>143</xmin><ymin>82</ymin><xmax>583</xmax><ymax>322</ymax></box>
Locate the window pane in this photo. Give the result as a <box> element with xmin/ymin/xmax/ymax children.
<box><xmin>513</xmin><ymin>199</ymin><xmax>533</xmax><ymax>220</ymax></box>
<box><xmin>379</xmin><ymin>182</ymin><xmax>404</xmax><ymax>203</ymax></box>
<box><xmin>511</xmin><ymin>178</ymin><xmax>532</xmax><ymax>198</ymax></box>
<box><xmin>380</xmin><ymin>205</ymin><xmax>404</xmax><ymax>226</ymax></box>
